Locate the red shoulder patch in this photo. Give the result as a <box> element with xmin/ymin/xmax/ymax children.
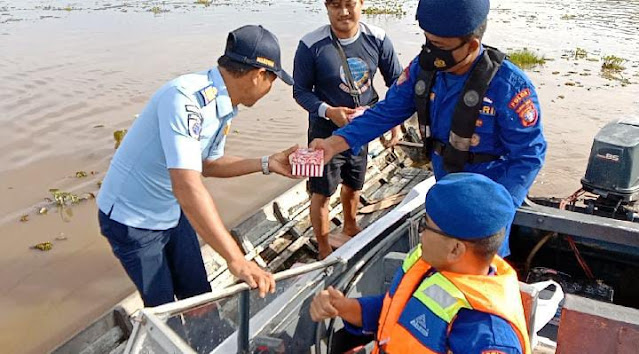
<box><xmin>516</xmin><ymin>99</ymin><xmax>538</xmax><ymax>127</ymax></box>
<box><xmin>508</xmin><ymin>88</ymin><xmax>531</xmax><ymax>109</ymax></box>
<box><xmin>396</xmin><ymin>65</ymin><xmax>410</xmax><ymax>85</ymax></box>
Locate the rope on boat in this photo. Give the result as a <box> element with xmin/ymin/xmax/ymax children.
<box><xmin>525</xmin><ymin>188</ymin><xmax>595</xmax><ymax>280</ymax></box>
<box><xmin>560</xmin><ymin>188</ymin><xmax>595</xmax><ymax>280</ymax></box>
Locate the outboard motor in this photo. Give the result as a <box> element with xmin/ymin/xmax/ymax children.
<box><xmin>581</xmin><ymin>117</ymin><xmax>639</xmax><ymax>219</ymax></box>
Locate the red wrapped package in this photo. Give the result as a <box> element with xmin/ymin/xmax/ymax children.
<box><xmin>289</xmin><ymin>148</ymin><xmax>324</xmax><ymax>177</ymax></box>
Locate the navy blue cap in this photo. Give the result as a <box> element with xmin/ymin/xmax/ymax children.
<box><xmin>425</xmin><ymin>173</ymin><xmax>515</xmax><ymax>239</ymax></box>
<box><xmin>416</xmin><ymin>0</ymin><xmax>490</xmax><ymax>37</ymax></box>
<box><xmin>224</xmin><ymin>25</ymin><xmax>293</xmax><ymax>86</ymax></box>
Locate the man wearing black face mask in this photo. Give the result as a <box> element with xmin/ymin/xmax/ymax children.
<box><xmin>310</xmin><ymin>0</ymin><xmax>547</xmax><ymax>258</ymax></box>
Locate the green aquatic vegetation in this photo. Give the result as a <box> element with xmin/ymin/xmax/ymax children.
<box><xmin>362</xmin><ymin>4</ymin><xmax>405</xmax><ymax>16</ymax></box>
<box><xmin>113</xmin><ymin>129</ymin><xmax>127</xmax><ymax>149</ymax></box>
<box><xmin>508</xmin><ymin>49</ymin><xmax>546</xmax><ymax>69</ymax></box>
<box><xmin>574</xmin><ymin>47</ymin><xmax>587</xmax><ymax>59</ymax></box>
<box><xmin>560</xmin><ymin>14</ymin><xmax>577</xmax><ymax>20</ymax></box>
<box><xmin>50</xmin><ymin>189</ymin><xmax>80</xmax><ymax>207</ymax></box>
<box><xmin>195</xmin><ymin>0</ymin><xmax>211</xmax><ymax>6</ymax></box>
<box><xmin>601</xmin><ymin>70</ymin><xmax>631</xmax><ymax>85</ymax></box>
<box><xmin>148</xmin><ymin>6</ymin><xmax>168</xmax><ymax>14</ymax></box>
<box><xmin>602</xmin><ymin>55</ymin><xmax>626</xmax><ymax>71</ymax></box>
<box><xmin>49</xmin><ymin>189</ymin><xmax>80</xmax><ymax>222</ymax></box>
<box><xmin>32</xmin><ymin>242</ymin><xmax>53</xmax><ymax>251</ymax></box>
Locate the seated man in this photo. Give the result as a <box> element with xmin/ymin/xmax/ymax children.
<box><xmin>310</xmin><ymin>173</ymin><xmax>531</xmax><ymax>353</ymax></box>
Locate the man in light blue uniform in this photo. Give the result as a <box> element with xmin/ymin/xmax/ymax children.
<box><xmin>98</xmin><ymin>25</ymin><xmax>296</xmax><ymax>307</ymax></box>
<box><xmin>311</xmin><ymin>0</ymin><xmax>547</xmax><ymax>257</ymax></box>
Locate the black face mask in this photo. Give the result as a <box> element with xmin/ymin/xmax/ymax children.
<box><xmin>418</xmin><ymin>38</ymin><xmax>469</xmax><ymax>71</ymax></box>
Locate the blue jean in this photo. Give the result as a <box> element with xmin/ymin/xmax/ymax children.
<box><xmin>98</xmin><ymin>210</ymin><xmax>211</xmax><ymax>307</ymax></box>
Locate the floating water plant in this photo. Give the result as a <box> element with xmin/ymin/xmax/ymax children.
<box><xmin>32</xmin><ymin>242</ymin><xmax>53</xmax><ymax>251</ymax></box>
<box><xmin>113</xmin><ymin>129</ymin><xmax>127</xmax><ymax>149</ymax></box>
<box><xmin>50</xmin><ymin>189</ymin><xmax>80</xmax><ymax>206</ymax></box>
<box><xmin>574</xmin><ymin>47</ymin><xmax>587</xmax><ymax>60</ymax></box>
<box><xmin>362</xmin><ymin>2</ymin><xmax>405</xmax><ymax>16</ymax></box>
<box><xmin>508</xmin><ymin>49</ymin><xmax>546</xmax><ymax>69</ymax></box>
<box><xmin>148</xmin><ymin>6</ymin><xmax>167</xmax><ymax>14</ymax></box>
<box><xmin>602</xmin><ymin>55</ymin><xmax>626</xmax><ymax>71</ymax></box>
<box><xmin>49</xmin><ymin>189</ymin><xmax>80</xmax><ymax>222</ymax></box>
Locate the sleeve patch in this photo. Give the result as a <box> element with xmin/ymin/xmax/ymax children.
<box><xmin>396</xmin><ymin>65</ymin><xmax>410</xmax><ymax>85</ymax></box>
<box><xmin>508</xmin><ymin>88</ymin><xmax>531</xmax><ymax>109</ymax></box>
<box><xmin>515</xmin><ymin>99</ymin><xmax>538</xmax><ymax>127</ymax></box>
<box><xmin>482</xmin><ymin>351</ymin><xmax>507</xmax><ymax>354</ymax></box>
<box><xmin>185</xmin><ymin>105</ymin><xmax>203</xmax><ymax>140</ymax></box>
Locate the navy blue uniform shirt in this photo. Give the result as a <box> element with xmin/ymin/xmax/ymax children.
<box><xmin>293</xmin><ymin>23</ymin><xmax>402</xmax><ymax>123</ymax></box>
<box><xmin>335</xmin><ymin>47</ymin><xmax>546</xmax><ymax>208</ymax></box>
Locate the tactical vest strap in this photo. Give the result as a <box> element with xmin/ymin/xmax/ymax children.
<box><xmin>414</xmin><ymin>47</ymin><xmax>506</xmax><ymax>171</ymax></box>
<box><xmin>444</xmin><ymin>48</ymin><xmax>506</xmax><ymax>172</ymax></box>
<box><xmin>414</xmin><ymin>70</ymin><xmax>436</xmax><ymax>162</ymax></box>
<box><xmin>433</xmin><ymin>140</ymin><xmax>500</xmax><ymax>164</ymax></box>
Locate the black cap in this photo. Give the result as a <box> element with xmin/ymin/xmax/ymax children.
<box><xmin>224</xmin><ymin>25</ymin><xmax>293</xmax><ymax>86</ymax></box>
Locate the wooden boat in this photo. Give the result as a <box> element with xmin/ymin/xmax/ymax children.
<box><xmin>53</xmin><ymin>118</ymin><xmax>639</xmax><ymax>353</ymax></box>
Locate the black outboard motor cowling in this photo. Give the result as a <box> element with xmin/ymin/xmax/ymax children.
<box><xmin>581</xmin><ymin>117</ymin><xmax>639</xmax><ymax>203</ymax></box>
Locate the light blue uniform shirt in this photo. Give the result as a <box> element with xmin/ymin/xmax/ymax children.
<box><xmin>97</xmin><ymin>67</ymin><xmax>237</xmax><ymax>230</ymax></box>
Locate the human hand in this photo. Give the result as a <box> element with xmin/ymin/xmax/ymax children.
<box><xmin>309</xmin><ymin>138</ymin><xmax>339</xmax><ymax>163</ymax></box>
<box><xmin>309</xmin><ymin>286</ymin><xmax>346</xmax><ymax>322</ymax></box>
<box><xmin>325</xmin><ymin>106</ymin><xmax>357</xmax><ymax>127</ymax></box>
<box><xmin>268</xmin><ymin>144</ymin><xmax>302</xmax><ymax>179</ymax></box>
<box><xmin>228</xmin><ymin>258</ymin><xmax>276</xmax><ymax>298</ymax></box>
<box><xmin>380</xmin><ymin>125</ymin><xmax>402</xmax><ymax>148</ymax></box>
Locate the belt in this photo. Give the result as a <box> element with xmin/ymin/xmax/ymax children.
<box><xmin>432</xmin><ymin>140</ymin><xmax>501</xmax><ymax>164</ymax></box>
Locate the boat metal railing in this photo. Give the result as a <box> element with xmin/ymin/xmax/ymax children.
<box><xmin>125</xmin><ymin>177</ymin><xmax>437</xmax><ymax>354</ymax></box>
<box><xmin>125</xmin><ymin>258</ymin><xmax>344</xmax><ymax>354</ymax></box>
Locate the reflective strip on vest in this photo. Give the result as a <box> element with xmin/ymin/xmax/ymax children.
<box><xmin>413</xmin><ymin>273</ymin><xmax>472</xmax><ymax>323</ymax></box>
<box><xmin>399</xmin><ymin>246</ymin><xmax>473</xmax><ymax>330</ymax></box>
<box><xmin>402</xmin><ymin>246</ymin><xmax>423</xmax><ymax>272</ymax></box>
<box><xmin>448</xmin><ymin>131</ymin><xmax>471</xmax><ymax>152</ymax></box>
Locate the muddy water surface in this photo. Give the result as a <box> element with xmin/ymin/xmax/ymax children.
<box><xmin>0</xmin><ymin>0</ymin><xmax>638</xmax><ymax>352</ymax></box>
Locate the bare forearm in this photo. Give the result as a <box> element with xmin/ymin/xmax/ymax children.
<box><xmin>203</xmin><ymin>155</ymin><xmax>261</xmax><ymax>178</ymax></box>
<box><xmin>335</xmin><ymin>298</ymin><xmax>363</xmax><ymax>327</ymax></box>
<box><xmin>329</xmin><ymin>135</ymin><xmax>349</xmax><ymax>152</ymax></box>
<box><xmin>173</xmin><ymin>176</ymin><xmax>244</xmax><ymax>262</ymax></box>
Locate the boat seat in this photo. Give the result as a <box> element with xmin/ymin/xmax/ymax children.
<box><xmin>382</xmin><ymin>252</ymin><xmax>406</xmax><ymax>293</ymax></box>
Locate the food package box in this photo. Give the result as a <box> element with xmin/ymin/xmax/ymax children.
<box><xmin>289</xmin><ymin>148</ymin><xmax>324</xmax><ymax>177</ymax></box>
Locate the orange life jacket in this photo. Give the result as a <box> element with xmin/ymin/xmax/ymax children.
<box><xmin>373</xmin><ymin>245</ymin><xmax>531</xmax><ymax>354</ymax></box>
